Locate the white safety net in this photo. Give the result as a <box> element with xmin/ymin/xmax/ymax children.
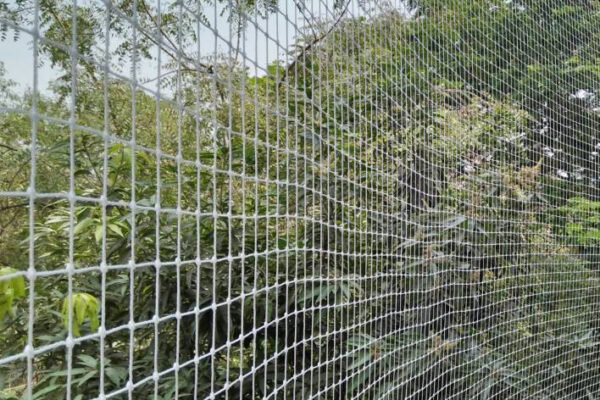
<box><xmin>1</xmin><ymin>0</ymin><xmax>600</xmax><ymax>399</ymax></box>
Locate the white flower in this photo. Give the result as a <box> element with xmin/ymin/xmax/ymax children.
<box><xmin>570</xmin><ymin>89</ymin><xmax>594</xmax><ymax>100</ymax></box>
<box><xmin>463</xmin><ymin>162</ymin><xmax>475</xmax><ymax>173</ymax></box>
<box><xmin>543</xmin><ymin>147</ymin><xmax>554</xmax><ymax>157</ymax></box>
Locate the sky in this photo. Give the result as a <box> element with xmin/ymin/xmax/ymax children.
<box><xmin>0</xmin><ymin>0</ymin><xmax>411</xmax><ymax>95</ymax></box>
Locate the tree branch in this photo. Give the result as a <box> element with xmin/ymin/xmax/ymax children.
<box><xmin>278</xmin><ymin>0</ymin><xmax>351</xmax><ymax>85</ymax></box>
<box><xmin>140</xmin><ymin>0</ymin><xmax>214</xmax><ymax>75</ymax></box>
<box><xmin>0</xmin><ymin>142</ymin><xmax>17</xmax><ymax>152</ymax></box>
<box><xmin>0</xmin><ymin>201</ymin><xmax>29</xmax><ymax>212</ymax></box>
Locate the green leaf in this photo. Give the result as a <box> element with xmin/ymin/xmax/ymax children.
<box><xmin>62</xmin><ymin>292</ymin><xmax>99</xmax><ymax>336</ymax></box>
<box><xmin>105</xmin><ymin>367</ymin><xmax>127</xmax><ymax>386</ymax></box>
<box><xmin>77</xmin><ymin>354</ymin><xmax>97</xmax><ymax>369</ymax></box>
<box><xmin>348</xmin><ymin>351</ymin><xmax>372</xmax><ymax>370</ymax></box>
<box><xmin>94</xmin><ymin>225</ymin><xmax>103</xmax><ymax>243</ymax></box>
<box><xmin>76</xmin><ymin>370</ymin><xmax>97</xmax><ymax>387</ymax></box>
<box><xmin>88</xmin><ymin>309</ymin><xmax>99</xmax><ymax>332</ymax></box>
<box><xmin>75</xmin><ymin>297</ymin><xmax>87</xmax><ymax>327</ymax></box>
<box><xmin>348</xmin><ymin>369</ymin><xmax>370</xmax><ymax>393</ymax></box>
<box><xmin>74</xmin><ymin>217</ymin><xmax>94</xmax><ymax>236</ymax></box>
<box><xmin>107</xmin><ymin>223</ymin><xmax>124</xmax><ymax>237</ymax></box>
<box><xmin>32</xmin><ymin>384</ymin><xmax>61</xmax><ymax>399</ymax></box>
<box><xmin>0</xmin><ymin>267</ymin><xmax>26</xmax><ymax>320</ymax></box>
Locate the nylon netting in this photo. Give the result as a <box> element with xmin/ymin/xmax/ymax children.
<box><xmin>1</xmin><ymin>0</ymin><xmax>600</xmax><ymax>399</ymax></box>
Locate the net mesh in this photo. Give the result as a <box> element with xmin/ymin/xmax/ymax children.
<box><xmin>1</xmin><ymin>0</ymin><xmax>600</xmax><ymax>399</ymax></box>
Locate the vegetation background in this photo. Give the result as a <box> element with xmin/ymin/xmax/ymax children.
<box><xmin>1</xmin><ymin>0</ymin><xmax>600</xmax><ymax>399</ymax></box>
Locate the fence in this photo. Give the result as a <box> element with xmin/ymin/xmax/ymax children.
<box><xmin>1</xmin><ymin>0</ymin><xmax>600</xmax><ymax>399</ymax></box>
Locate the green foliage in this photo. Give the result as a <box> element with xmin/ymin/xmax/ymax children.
<box><xmin>61</xmin><ymin>293</ymin><xmax>99</xmax><ymax>337</ymax></box>
<box><xmin>0</xmin><ymin>267</ymin><xmax>25</xmax><ymax>321</ymax></box>
<box><xmin>559</xmin><ymin>197</ymin><xmax>600</xmax><ymax>246</ymax></box>
<box><xmin>1</xmin><ymin>0</ymin><xmax>600</xmax><ymax>399</ymax></box>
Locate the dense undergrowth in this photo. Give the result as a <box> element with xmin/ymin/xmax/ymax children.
<box><xmin>1</xmin><ymin>0</ymin><xmax>600</xmax><ymax>399</ymax></box>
